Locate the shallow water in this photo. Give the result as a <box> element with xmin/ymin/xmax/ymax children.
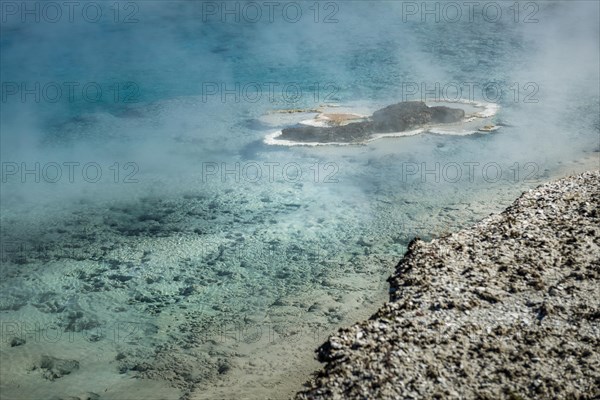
<box><xmin>1</xmin><ymin>2</ymin><xmax>599</xmax><ymax>399</ymax></box>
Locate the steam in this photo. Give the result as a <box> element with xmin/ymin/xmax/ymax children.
<box><xmin>1</xmin><ymin>1</ymin><xmax>598</xmax><ymax>211</ymax></box>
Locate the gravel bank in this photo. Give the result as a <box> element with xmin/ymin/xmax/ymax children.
<box><xmin>297</xmin><ymin>170</ymin><xmax>600</xmax><ymax>399</ymax></box>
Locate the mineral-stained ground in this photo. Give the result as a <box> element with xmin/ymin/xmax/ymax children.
<box><xmin>297</xmin><ymin>170</ymin><xmax>600</xmax><ymax>399</ymax></box>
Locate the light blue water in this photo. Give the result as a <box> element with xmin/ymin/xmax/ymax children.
<box><xmin>1</xmin><ymin>2</ymin><xmax>599</xmax><ymax>399</ymax></box>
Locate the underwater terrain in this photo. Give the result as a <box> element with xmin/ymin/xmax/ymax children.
<box><xmin>0</xmin><ymin>1</ymin><xmax>598</xmax><ymax>399</ymax></box>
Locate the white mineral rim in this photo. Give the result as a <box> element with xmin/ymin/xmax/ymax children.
<box><xmin>263</xmin><ymin>100</ymin><xmax>501</xmax><ymax>146</ymax></box>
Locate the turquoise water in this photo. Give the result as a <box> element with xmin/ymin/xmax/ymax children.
<box><xmin>1</xmin><ymin>2</ymin><xmax>599</xmax><ymax>399</ymax></box>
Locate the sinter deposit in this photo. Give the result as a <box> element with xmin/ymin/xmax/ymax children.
<box><xmin>297</xmin><ymin>170</ymin><xmax>600</xmax><ymax>399</ymax></box>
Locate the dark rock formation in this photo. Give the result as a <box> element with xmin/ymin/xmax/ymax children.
<box><xmin>278</xmin><ymin>101</ymin><xmax>465</xmax><ymax>143</ymax></box>
<box><xmin>430</xmin><ymin>105</ymin><xmax>466</xmax><ymax>123</ymax></box>
<box><xmin>278</xmin><ymin>122</ymin><xmax>373</xmax><ymax>143</ymax></box>
<box><xmin>40</xmin><ymin>355</ymin><xmax>80</xmax><ymax>381</ymax></box>
<box><xmin>370</xmin><ymin>101</ymin><xmax>464</xmax><ymax>132</ymax></box>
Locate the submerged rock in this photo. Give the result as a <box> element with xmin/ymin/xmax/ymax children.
<box><xmin>279</xmin><ymin>101</ymin><xmax>465</xmax><ymax>143</ymax></box>
<box><xmin>278</xmin><ymin>122</ymin><xmax>373</xmax><ymax>144</ymax></box>
<box><xmin>40</xmin><ymin>355</ymin><xmax>80</xmax><ymax>381</ymax></box>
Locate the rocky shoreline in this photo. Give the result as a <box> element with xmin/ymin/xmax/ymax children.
<box><xmin>296</xmin><ymin>170</ymin><xmax>600</xmax><ymax>399</ymax></box>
